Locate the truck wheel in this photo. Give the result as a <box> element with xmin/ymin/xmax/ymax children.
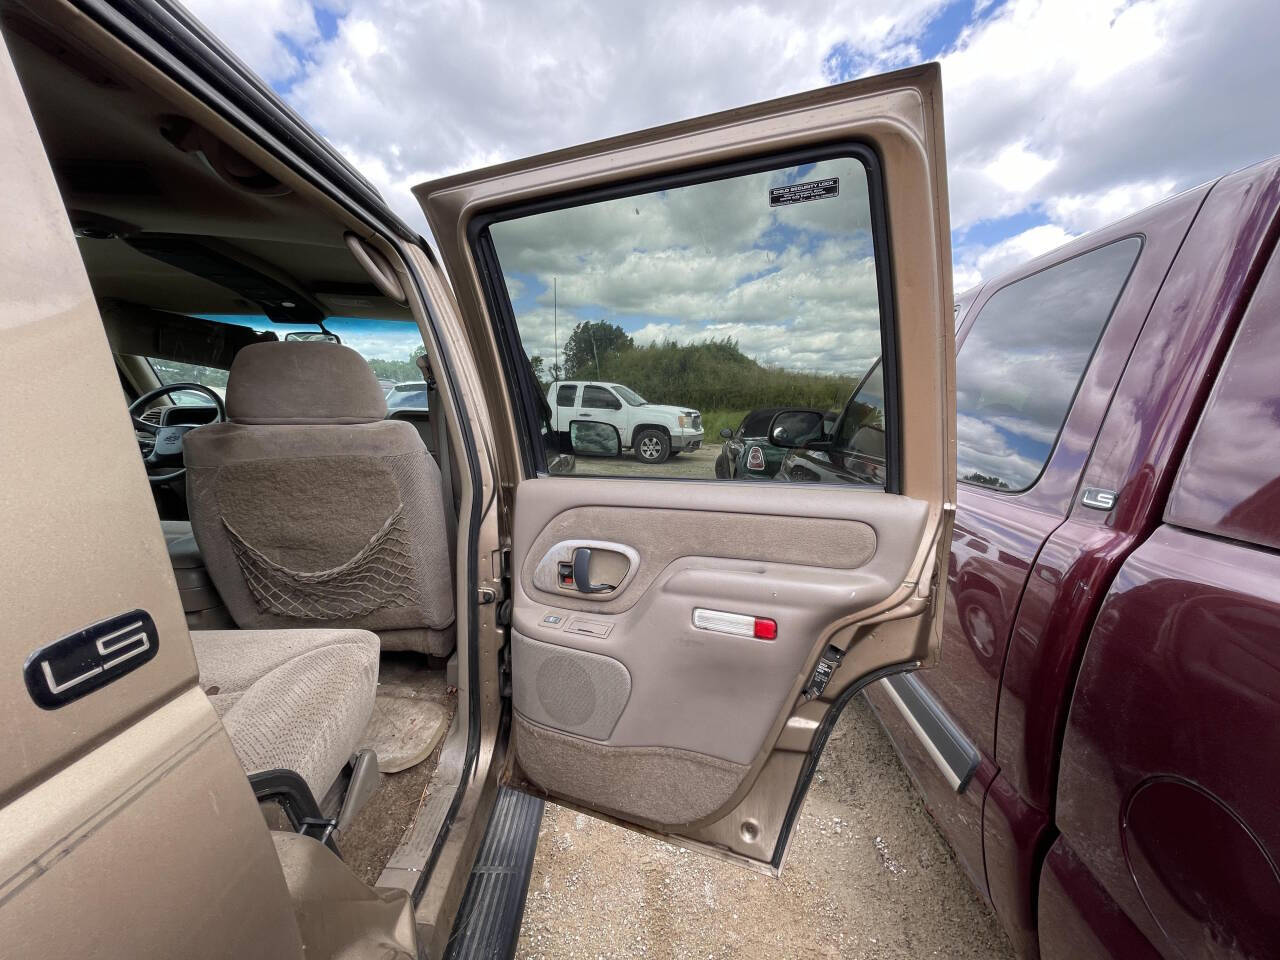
<box><xmin>634</xmin><ymin>428</ymin><xmax>670</xmax><ymax>464</ymax></box>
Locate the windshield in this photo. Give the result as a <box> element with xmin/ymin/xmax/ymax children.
<box><xmin>613</xmin><ymin>384</ymin><xmax>646</xmax><ymax>406</ymax></box>
<box><xmin>148</xmin><ymin>359</ymin><xmax>228</xmax><ymax>404</ymax></box>
<box><xmin>145</xmin><ymin>316</ymin><xmax>426</xmax><ymax>407</ymax></box>
<box><xmin>386</xmin><ymin>382</ymin><xmax>429</xmax><ymax>410</ymax></box>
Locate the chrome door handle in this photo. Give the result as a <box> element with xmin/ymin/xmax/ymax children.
<box><xmin>573</xmin><ymin>547</ymin><xmax>615</xmax><ymax>593</ymax></box>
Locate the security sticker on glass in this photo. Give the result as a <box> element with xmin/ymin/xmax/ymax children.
<box><xmin>769</xmin><ymin>177</ymin><xmax>840</xmax><ymax>206</ymax></box>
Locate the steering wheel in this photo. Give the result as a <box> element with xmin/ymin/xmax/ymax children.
<box><xmin>128</xmin><ymin>382</ymin><xmax>226</xmax><ymax>485</ymax></box>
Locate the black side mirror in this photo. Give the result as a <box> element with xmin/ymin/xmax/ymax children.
<box><xmin>767</xmin><ymin>409</ymin><xmax>828</xmax><ymax>449</ymax></box>
<box><xmin>570</xmin><ymin>420</ymin><xmax>621</xmax><ymax>457</ymax></box>
<box><xmin>719</xmin><ymin>428</ymin><xmax>733</xmax><ymax>440</ymax></box>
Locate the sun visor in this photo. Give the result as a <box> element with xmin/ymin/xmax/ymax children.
<box><xmin>100</xmin><ymin>300</ymin><xmax>278</xmax><ymax>368</ymax></box>
<box><xmin>123</xmin><ymin>234</ymin><xmax>325</xmax><ymax>326</ymax></box>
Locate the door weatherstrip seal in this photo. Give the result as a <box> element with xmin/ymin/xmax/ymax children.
<box><xmin>770</xmin><ymin>661</ymin><xmax>917</xmax><ymax>870</ymax></box>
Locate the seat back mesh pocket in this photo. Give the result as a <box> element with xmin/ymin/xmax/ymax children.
<box><xmin>224</xmin><ymin>508</ymin><xmax>422</xmax><ymax>620</ymax></box>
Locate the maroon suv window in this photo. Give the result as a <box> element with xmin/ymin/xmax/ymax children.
<box><xmin>1166</xmin><ymin>247</ymin><xmax>1280</xmax><ymax>550</ymax></box>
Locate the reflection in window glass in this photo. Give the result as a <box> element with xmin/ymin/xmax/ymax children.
<box><xmin>488</xmin><ymin>155</ymin><xmax>883</xmax><ymax>480</ymax></box>
<box><xmin>956</xmin><ymin>238</ymin><xmax>1140</xmax><ymax>492</ymax></box>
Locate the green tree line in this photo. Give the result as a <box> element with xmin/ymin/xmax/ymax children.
<box><xmin>536</xmin><ymin>321</ymin><xmax>860</xmax><ymax>413</ymax></box>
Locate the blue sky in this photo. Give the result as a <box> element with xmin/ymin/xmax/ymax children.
<box><xmin>187</xmin><ymin>0</ymin><xmax>1280</xmax><ymax>326</ymax></box>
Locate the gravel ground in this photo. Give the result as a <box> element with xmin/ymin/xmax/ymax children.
<box><xmin>515</xmin><ymin>695</ymin><xmax>1014</xmax><ymax>960</ymax></box>
<box><xmin>569</xmin><ymin>443</ymin><xmax>724</xmax><ymax>479</ymax></box>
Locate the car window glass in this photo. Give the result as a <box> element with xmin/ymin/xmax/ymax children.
<box><xmin>486</xmin><ymin>154</ymin><xmax>885</xmax><ymax>480</ymax></box>
<box><xmin>957</xmin><ymin>238</ymin><xmax>1140</xmax><ymax>492</ymax></box>
<box><xmin>835</xmin><ymin>363</ymin><xmax>885</xmax><ymax>452</ymax></box>
<box><xmin>144</xmin><ymin>316</ymin><xmax>426</xmax><ymax>415</ymax></box>
<box><xmin>741</xmin><ymin>409</ymin><xmax>778</xmax><ymax>437</ymax></box>
<box><xmin>582</xmin><ymin>385</ymin><xmax>622</xmax><ymax>410</ymax></box>
<box><xmin>556</xmin><ymin>384</ymin><xmax>577</xmax><ymax>406</ymax></box>
<box><xmin>1165</xmin><ymin>246</ymin><xmax>1280</xmax><ymax>550</ymax></box>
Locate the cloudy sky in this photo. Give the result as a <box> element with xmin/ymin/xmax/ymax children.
<box><xmin>185</xmin><ymin>0</ymin><xmax>1279</xmax><ymax>370</ymax></box>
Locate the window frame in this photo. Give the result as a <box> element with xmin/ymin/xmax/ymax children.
<box><xmin>954</xmin><ymin>235</ymin><xmax>1144</xmax><ymax>496</ymax></box>
<box><xmin>466</xmin><ymin>141</ymin><xmax>903</xmax><ymax>493</ymax></box>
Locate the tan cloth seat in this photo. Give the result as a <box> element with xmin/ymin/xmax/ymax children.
<box><xmin>193</xmin><ymin>628</ymin><xmax>379</xmax><ymax>799</ymax></box>
<box><xmin>184</xmin><ymin>341</ymin><xmax>455</xmax><ymax>655</ymax></box>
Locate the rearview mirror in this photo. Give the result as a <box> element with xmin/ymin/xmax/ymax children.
<box><xmin>285</xmin><ymin>330</ymin><xmax>341</xmax><ymax>344</ymax></box>
<box><xmin>767</xmin><ymin>409</ymin><xmax>827</xmax><ymax>449</ymax></box>
<box><xmin>719</xmin><ymin>428</ymin><xmax>733</xmax><ymax>440</ymax></box>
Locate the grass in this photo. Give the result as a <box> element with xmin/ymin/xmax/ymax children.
<box><xmin>699</xmin><ymin>409</ymin><xmax>748</xmax><ymax>440</ymax></box>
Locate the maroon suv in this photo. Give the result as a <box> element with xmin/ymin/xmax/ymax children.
<box><xmin>776</xmin><ymin>154</ymin><xmax>1280</xmax><ymax>958</ymax></box>
<box><xmin>866</xmin><ymin>158</ymin><xmax>1280</xmax><ymax>959</ymax></box>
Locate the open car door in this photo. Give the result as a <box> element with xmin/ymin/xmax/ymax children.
<box><xmin>418</xmin><ymin>64</ymin><xmax>954</xmax><ymax>872</ymax></box>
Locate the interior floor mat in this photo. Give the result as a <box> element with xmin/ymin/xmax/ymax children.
<box><xmin>358</xmin><ymin>652</ymin><xmax>453</xmax><ymax>772</ymax></box>
<box><xmin>361</xmin><ymin>696</ymin><xmax>449</xmax><ymax>773</ymax></box>
<box><xmin>340</xmin><ymin>652</ymin><xmax>456</xmax><ymax>885</ymax></box>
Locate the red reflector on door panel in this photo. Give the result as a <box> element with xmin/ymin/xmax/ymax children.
<box><xmin>753</xmin><ymin>618</ymin><xmax>777</xmax><ymax>640</ymax></box>
<box><xmin>691</xmin><ymin>608</ymin><xmax>777</xmax><ymax>640</ymax></box>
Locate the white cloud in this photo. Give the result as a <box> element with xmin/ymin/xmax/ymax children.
<box><xmin>185</xmin><ymin>0</ymin><xmax>1280</xmax><ymax>294</ymax></box>
<box><xmin>954</xmin><ymin>223</ymin><xmax>1077</xmax><ymax>292</ymax></box>
<box><xmin>944</xmin><ymin>0</ymin><xmax>1280</xmax><ymax>281</ymax></box>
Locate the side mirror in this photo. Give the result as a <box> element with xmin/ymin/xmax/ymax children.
<box><xmin>767</xmin><ymin>409</ymin><xmax>827</xmax><ymax>449</ymax></box>
<box><xmin>570</xmin><ymin>420</ymin><xmax>621</xmax><ymax>457</ymax></box>
<box><xmin>548</xmin><ymin>452</ymin><xmax>576</xmax><ymax>475</ymax></box>
<box><xmin>719</xmin><ymin>428</ymin><xmax>733</xmax><ymax>440</ymax></box>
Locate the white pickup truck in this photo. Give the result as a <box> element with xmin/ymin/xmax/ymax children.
<box><xmin>546</xmin><ymin>380</ymin><xmax>704</xmax><ymax>464</ymax></box>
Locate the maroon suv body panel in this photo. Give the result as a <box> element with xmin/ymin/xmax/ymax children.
<box><xmin>1049</xmin><ymin>527</ymin><xmax>1280</xmax><ymax>959</ymax></box>
<box><xmin>870</xmin><ymin>156</ymin><xmax>1280</xmax><ymax>958</ymax></box>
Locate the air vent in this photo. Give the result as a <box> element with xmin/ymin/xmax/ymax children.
<box><xmin>140</xmin><ymin>407</ymin><xmax>164</xmax><ymax>426</ymax></box>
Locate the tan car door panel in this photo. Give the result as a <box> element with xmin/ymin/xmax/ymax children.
<box><xmin>419</xmin><ymin>64</ymin><xmax>954</xmax><ymax>869</ymax></box>
<box><xmin>510</xmin><ymin>479</ymin><xmax>932</xmax><ymax>826</ymax></box>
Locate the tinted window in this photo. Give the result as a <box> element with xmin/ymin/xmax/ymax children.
<box><xmin>1166</xmin><ymin>246</ymin><xmax>1280</xmax><ymax>550</ymax></box>
<box><xmin>582</xmin><ymin>385</ymin><xmax>622</xmax><ymax>410</ymax></box>
<box><xmin>742</xmin><ymin>408</ymin><xmax>780</xmax><ymax>437</ymax></box>
<box><xmin>556</xmin><ymin>384</ymin><xmax>577</xmax><ymax>407</ymax></box>
<box><xmin>957</xmin><ymin>238</ymin><xmax>1140</xmax><ymax>492</ymax></box>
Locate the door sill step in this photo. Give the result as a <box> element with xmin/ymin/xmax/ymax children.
<box><xmin>442</xmin><ymin>787</ymin><xmax>544</xmax><ymax>960</ymax></box>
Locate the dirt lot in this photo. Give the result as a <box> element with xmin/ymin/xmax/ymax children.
<box><xmin>569</xmin><ymin>442</ymin><xmax>724</xmax><ymax>479</ymax></box>
<box><xmin>515</xmin><ymin>695</ymin><xmax>1013</xmax><ymax>960</ymax></box>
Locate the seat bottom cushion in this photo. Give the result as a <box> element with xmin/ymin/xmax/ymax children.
<box><xmin>192</xmin><ymin>628</ymin><xmax>379</xmax><ymax>800</ymax></box>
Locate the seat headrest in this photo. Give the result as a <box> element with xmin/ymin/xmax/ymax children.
<box><xmin>226</xmin><ymin>341</ymin><xmax>388</xmax><ymax>424</ymax></box>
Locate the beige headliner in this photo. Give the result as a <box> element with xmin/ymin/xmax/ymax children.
<box><xmin>1</xmin><ymin>7</ymin><xmax>413</xmax><ymax>324</ymax></box>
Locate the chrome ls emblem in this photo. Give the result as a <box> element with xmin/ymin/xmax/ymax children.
<box><xmin>24</xmin><ymin>610</ymin><xmax>159</xmax><ymax>709</ymax></box>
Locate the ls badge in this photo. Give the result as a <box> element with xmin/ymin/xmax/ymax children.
<box><xmin>24</xmin><ymin>610</ymin><xmax>159</xmax><ymax>709</ymax></box>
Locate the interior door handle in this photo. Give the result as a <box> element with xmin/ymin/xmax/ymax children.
<box><xmin>573</xmin><ymin>547</ymin><xmax>615</xmax><ymax>593</ymax></box>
